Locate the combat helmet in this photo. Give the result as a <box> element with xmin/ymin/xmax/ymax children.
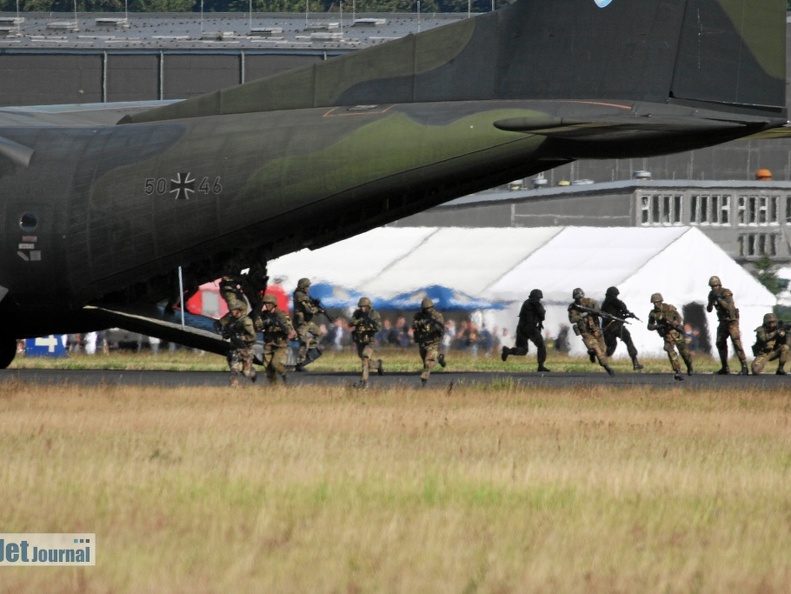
<box><xmin>650</xmin><ymin>293</ymin><xmax>663</xmax><ymax>303</ymax></box>
<box><xmin>262</xmin><ymin>294</ymin><xmax>278</xmax><ymax>306</ymax></box>
<box><xmin>358</xmin><ymin>297</ymin><xmax>372</xmax><ymax>308</ymax></box>
<box><xmin>297</xmin><ymin>277</ymin><xmax>311</xmax><ymax>290</ymax></box>
<box><xmin>708</xmin><ymin>275</ymin><xmax>721</xmax><ymax>287</ymax></box>
<box><xmin>421</xmin><ymin>297</ymin><xmax>434</xmax><ymax>310</ymax></box>
<box><xmin>228</xmin><ymin>299</ymin><xmax>246</xmax><ymax>312</ymax></box>
<box><xmin>572</xmin><ymin>288</ymin><xmax>584</xmax><ymax>299</ymax></box>
<box><xmin>764</xmin><ymin>312</ymin><xmax>778</xmax><ymax>325</ymax></box>
<box><xmin>606</xmin><ymin>286</ymin><xmax>619</xmax><ymax>297</ymax></box>
<box><xmin>529</xmin><ymin>289</ymin><xmax>543</xmax><ymax>300</ymax></box>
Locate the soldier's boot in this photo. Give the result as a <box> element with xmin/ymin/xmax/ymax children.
<box><xmin>356</xmin><ymin>380</ymin><xmax>368</xmax><ymax>390</ymax></box>
<box><xmin>279</xmin><ymin>374</ymin><xmax>288</xmax><ymax>386</ymax></box>
<box><xmin>250</xmin><ymin>369</ymin><xmax>257</xmax><ymax>384</ymax></box>
<box><xmin>421</xmin><ymin>378</ymin><xmax>428</xmax><ymax>388</ymax></box>
<box><xmin>776</xmin><ymin>364</ymin><xmax>786</xmax><ymax>376</ymax></box>
<box><xmin>438</xmin><ymin>353</ymin><xmax>447</xmax><ymax>368</ymax></box>
<box><xmin>501</xmin><ymin>346</ymin><xmax>509</xmax><ymax>362</ymax></box>
<box><xmin>716</xmin><ymin>351</ymin><xmax>729</xmax><ymax>375</ymax></box>
<box><xmin>603</xmin><ymin>363</ymin><xmax>615</xmax><ymax>377</ymax></box>
<box><xmin>537</xmin><ymin>365</ymin><xmax>551</xmax><ymax>372</ymax></box>
<box><xmin>684</xmin><ymin>358</ymin><xmax>694</xmax><ymax>376</ymax></box>
<box><xmin>631</xmin><ymin>356</ymin><xmax>644</xmax><ymax>371</ymax></box>
<box><xmin>230</xmin><ymin>376</ymin><xmax>240</xmax><ymax>388</ymax></box>
<box><xmin>588</xmin><ymin>350</ymin><xmax>597</xmax><ymax>364</ymax></box>
<box><xmin>294</xmin><ymin>361</ymin><xmax>305</xmax><ymax>372</ymax></box>
<box><xmin>674</xmin><ymin>370</ymin><xmax>684</xmax><ymax>381</ymax></box>
<box><xmin>738</xmin><ymin>360</ymin><xmax>749</xmax><ymax>375</ymax></box>
<box><xmin>377</xmin><ymin>359</ymin><xmax>384</xmax><ymax>376</ymax></box>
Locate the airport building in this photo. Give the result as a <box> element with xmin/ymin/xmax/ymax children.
<box><xmin>394</xmin><ymin>178</ymin><xmax>791</xmax><ymax>265</ymax></box>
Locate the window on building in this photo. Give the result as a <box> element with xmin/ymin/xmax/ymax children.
<box><xmin>720</xmin><ymin>196</ymin><xmax>730</xmax><ymax>224</ymax></box>
<box><xmin>738</xmin><ymin>232</ymin><xmax>779</xmax><ymax>257</ymax></box>
<box><xmin>640</xmin><ymin>194</ymin><xmax>682</xmax><ymax>226</ymax></box>
<box><xmin>691</xmin><ymin>194</ymin><xmax>730</xmax><ymax>225</ymax></box>
<box><xmin>738</xmin><ymin>196</ymin><xmax>746</xmax><ymax>225</ymax></box>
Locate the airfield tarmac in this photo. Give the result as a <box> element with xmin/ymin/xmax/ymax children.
<box><xmin>3</xmin><ymin>368</ymin><xmax>789</xmax><ymax>389</ymax></box>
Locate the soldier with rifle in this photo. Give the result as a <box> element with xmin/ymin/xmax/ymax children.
<box><xmin>255</xmin><ymin>293</ymin><xmax>296</xmax><ymax>385</ymax></box>
<box><xmin>750</xmin><ymin>312</ymin><xmax>788</xmax><ymax>375</ymax></box>
<box><xmin>411</xmin><ymin>297</ymin><xmax>447</xmax><ymax>386</ymax></box>
<box><xmin>647</xmin><ymin>292</ymin><xmax>693</xmax><ymax>381</ymax></box>
<box><xmin>348</xmin><ymin>297</ymin><xmax>384</xmax><ymax>389</ymax></box>
<box><xmin>707</xmin><ymin>275</ymin><xmax>749</xmax><ymax>375</ymax></box>
<box><xmin>567</xmin><ymin>288</ymin><xmax>615</xmax><ymax>376</ymax></box>
<box><xmin>214</xmin><ymin>299</ymin><xmax>257</xmax><ymax>387</ymax></box>
<box><xmin>292</xmin><ymin>277</ymin><xmax>327</xmax><ymax>371</ymax></box>
<box><xmin>601</xmin><ymin>286</ymin><xmax>643</xmax><ymax>371</ymax></box>
<box><xmin>501</xmin><ymin>288</ymin><xmax>550</xmax><ymax>372</ymax></box>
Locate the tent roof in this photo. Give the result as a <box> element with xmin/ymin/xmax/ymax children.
<box><xmin>363</xmin><ymin>227</ymin><xmax>562</xmax><ymax>296</ymax></box>
<box><xmin>267</xmin><ymin>226</ymin><xmax>775</xmax><ymax>308</ymax></box>
<box><xmin>267</xmin><ymin>227</ymin><xmax>438</xmax><ymax>291</ymax></box>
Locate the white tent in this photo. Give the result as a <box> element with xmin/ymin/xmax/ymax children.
<box><xmin>488</xmin><ymin>227</ymin><xmax>776</xmax><ymax>357</ymax></box>
<box><xmin>266</xmin><ymin>227</ymin><xmax>438</xmax><ymax>292</ymax></box>
<box><xmin>266</xmin><ymin>226</ymin><xmax>775</xmax><ymax>357</ymax></box>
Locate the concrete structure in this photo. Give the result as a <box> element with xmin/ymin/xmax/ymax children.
<box><xmin>394</xmin><ymin>179</ymin><xmax>791</xmax><ymax>265</ymax></box>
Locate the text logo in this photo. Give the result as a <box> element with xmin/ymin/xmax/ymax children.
<box><xmin>0</xmin><ymin>533</ymin><xmax>95</xmax><ymax>566</ymax></box>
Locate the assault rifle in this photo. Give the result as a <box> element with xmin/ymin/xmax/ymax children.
<box><xmin>623</xmin><ymin>311</ymin><xmax>642</xmax><ymax>323</ymax></box>
<box><xmin>260</xmin><ymin>311</ymin><xmax>292</xmax><ymax>338</ymax></box>
<box><xmin>572</xmin><ymin>304</ymin><xmax>628</xmax><ymax>325</ymax></box>
<box><xmin>654</xmin><ymin>316</ymin><xmax>685</xmax><ymax>334</ymax></box>
<box><xmin>214</xmin><ymin>318</ymin><xmax>252</xmax><ymax>349</ymax></box>
<box><xmin>310</xmin><ymin>297</ymin><xmax>335</xmax><ymax>323</ymax></box>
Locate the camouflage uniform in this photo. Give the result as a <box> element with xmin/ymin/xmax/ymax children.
<box><xmin>349</xmin><ymin>297</ymin><xmax>383</xmax><ymax>388</ymax></box>
<box><xmin>601</xmin><ymin>286</ymin><xmax>643</xmax><ymax>370</ymax></box>
<box><xmin>214</xmin><ymin>300</ymin><xmax>257</xmax><ymax>387</ymax></box>
<box><xmin>255</xmin><ymin>294</ymin><xmax>295</xmax><ymax>385</ymax></box>
<box><xmin>567</xmin><ymin>288</ymin><xmax>614</xmax><ymax>376</ymax></box>
<box><xmin>502</xmin><ymin>289</ymin><xmax>550</xmax><ymax>372</ymax></box>
<box><xmin>707</xmin><ymin>276</ymin><xmax>748</xmax><ymax>375</ymax></box>
<box><xmin>292</xmin><ymin>278</ymin><xmax>323</xmax><ymax>370</ymax></box>
<box><xmin>411</xmin><ymin>298</ymin><xmax>446</xmax><ymax>385</ymax></box>
<box><xmin>647</xmin><ymin>293</ymin><xmax>692</xmax><ymax>380</ymax></box>
<box><xmin>751</xmin><ymin>313</ymin><xmax>788</xmax><ymax>375</ymax></box>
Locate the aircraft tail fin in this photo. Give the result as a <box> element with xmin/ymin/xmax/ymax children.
<box><xmin>123</xmin><ymin>0</ymin><xmax>786</xmax><ymax>125</ymax></box>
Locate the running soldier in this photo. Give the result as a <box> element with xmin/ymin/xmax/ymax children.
<box><xmin>751</xmin><ymin>313</ymin><xmax>788</xmax><ymax>375</ymax></box>
<box><xmin>601</xmin><ymin>286</ymin><xmax>643</xmax><ymax>370</ymax></box>
<box><xmin>412</xmin><ymin>297</ymin><xmax>447</xmax><ymax>386</ymax></box>
<box><xmin>567</xmin><ymin>288</ymin><xmax>614</xmax><ymax>376</ymax></box>
<box><xmin>292</xmin><ymin>277</ymin><xmax>324</xmax><ymax>371</ymax></box>
<box><xmin>501</xmin><ymin>288</ymin><xmax>550</xmax><ymax>372</ymax></box>
<box><xmin>214</xmin><ymin>299</ymin><xmax>257</xmax><ymax>387</ymax></box>
<box><xmin>348</xmin><ymin>297</ymin><xmax>384</xmax><ymax>389</ymax></box>
<box><xmin>256</xmin><ymin>293</ymin><xmax>296</xmax><ymax>385</ymax></box>
<box><xmin>647</xmin><ymin>293</ymin><xmax>693</xmax><ymax>381</ymax></box>
<box><xmin>707</xmin><ymin>275</ymin><xmax>748</xmax><ymax>375</ymax></box>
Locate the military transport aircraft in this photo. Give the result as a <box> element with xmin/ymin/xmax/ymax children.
<box><xmin>0</xmin><ymin>0</ymin><xmax>787</xmax><ymax>367</ymax></box>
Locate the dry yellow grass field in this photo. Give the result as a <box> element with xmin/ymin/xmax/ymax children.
<box><xmin>0</xmin><ymin>373</ymin><xmax>789</xmax><ymax>593</ymax></box>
